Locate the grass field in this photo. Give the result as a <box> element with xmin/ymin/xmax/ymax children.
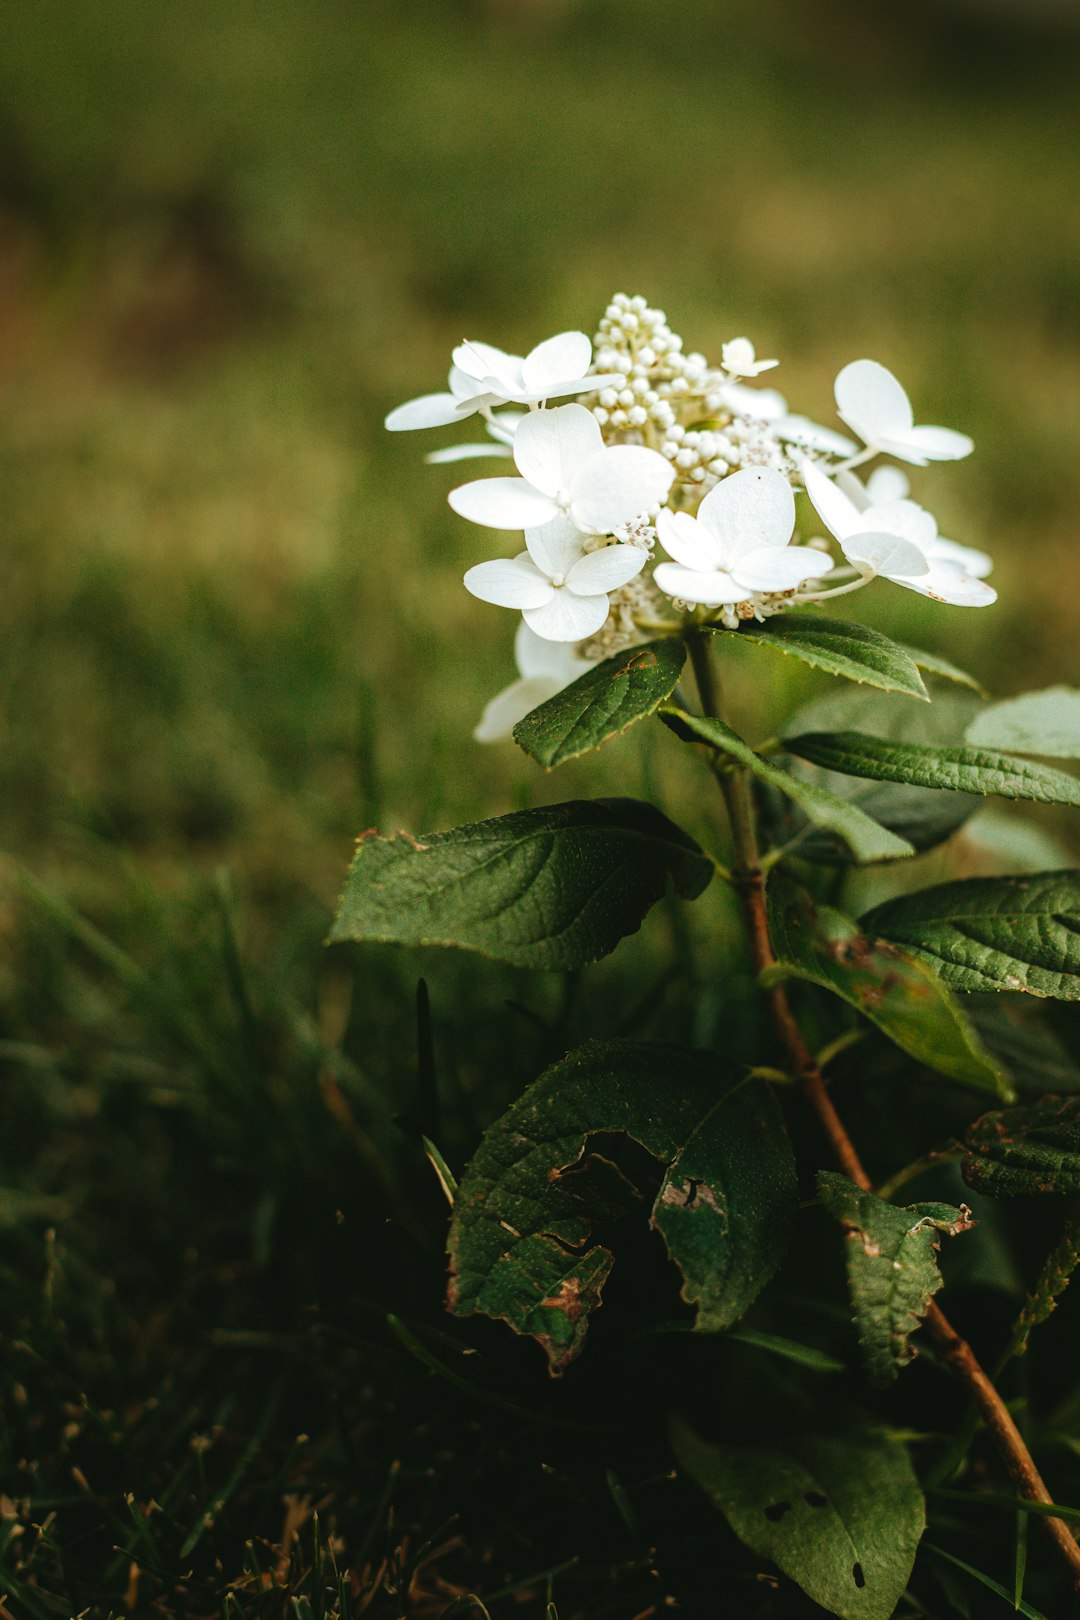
<box><xmin>2</xmin><ymin>2</ymin><xmax>1080</xmax><ymax>1614</ymax></box>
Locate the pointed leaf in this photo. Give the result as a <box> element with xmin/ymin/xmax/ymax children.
<box><xmin>818</xmin><ymin>1171</ymin><xmax>975</xmax><ymax>1386</ymax></box>
<box><xmin>862</xmin><ymin>872</ymin><xmax>1080</xmax><ymax>1000</ymax></box>
<box><xmin>447</xmin><ymin>1040</ymin><xmax>797</xmax><ymax>1372</ymax></box>
<box><xmin>766</xmin><ymin>872</ymin><xmax>1008</xmax><ymax>1096</ymax></box>
<box><xmin>671</xmin><ymin>1418</ymin><xmax>925</xmax><ymax>1620</ymax></box>
<box><xmin>966</xmin><ymin>686</ymin><xmax>1080</xmax><ymax>758</ymax></box>
<box><xmin>968</xmin><ymin>1003</ymin><xmax>1080</xmax><ymax>1097</ymax></box>
<box><xmin>772</xmin><ymin>687</ymin><xmax>981</xmax><ymax>862</ymax></box>
<box><xmin>962</xmin><ymin>1095</ymin><xmax>1080</xmax><ymax>1197</ymax></box>
<box><xmin>716</xmin><ymin>614</ymin><xmax>929</xmax><ymax>699</ymax></box>
<box><xmin>662</xmin><ymin>709</ymin><xmax>914</xmax><ymax>865</ymax></box>
<box><xmin>514</xmin><ymin>638</ymin><xmax>686</xmax><ymax>768</ymax></box>
<box><xmin>900</xmin><ymin>644</ymin><xmax>987</xmax><ymax>696</ymax></box>
<box><xmin>784</xmin><ymin>732</ymin><xmax>1080</xmax><ymax>806</ymax></box>
<box><xmin>329</xmin><ymin>798</ymin><xmax>713</xmax><ymax>970</ymax></box>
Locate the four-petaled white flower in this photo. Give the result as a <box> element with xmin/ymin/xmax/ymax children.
<box><xmin>834</xmin><ymin>359</ymin><xmax>974</xmax><ymax>465</ymax></box>
<box><xmin>802</xmin><ymin>460</ymin><xmax>995</xmax><ymax>606</ymax></box>
<box><xmin>839</xmin><ymin>467</ymin><xmax>994</xmax><ymax>580</ymax></box>
<box><xmin>722</xmin><ymin>337</ymin><xmax>779</xmax><ymax>378</ymax></box>
<box><xmin>385</xmin><ymin>331</ymin><xmax>621</xmax><ymax>433</ymax></box>
<box><xmin>653</xmin><ymin>467</ymin><xmax>833</xmax><ymax>606</ymax></box>
<box><xmin>464</xmin><ymin>515</ymin><xmax>646</xmax><ymax>642</ymax></box>
<box><xmin>474</xmin><ymin>622</ymin><xmax>591</xmax><ymax>742</ymax></box>
<box><xmin>449</xmin><ymin>403</ymin><xmax>675</xmax><ymax>535</ymax></box>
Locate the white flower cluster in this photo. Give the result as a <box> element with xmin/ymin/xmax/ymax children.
<box><xmin>387</xmin><ymin>296</ymin><xmax>995</xmax><ymax>740</ymax></box>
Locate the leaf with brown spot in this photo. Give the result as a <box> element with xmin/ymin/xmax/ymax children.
<box><xmin>962</xmin><ymin>1095</ymin><xmax>1080</xmax><ymax>1197</ymax></box>
<box><xmin>766</xmin><ymin>871</ymin><xmax>1008</xmax><ymax>1097</ymax></box>
<box><xmin>513</xmin><ymin>638</ymin><xmax>687</xmax><ymax>768</ymax></box>
<box><xmin>447</xmin><ymin>1039</ymin><xmax>797</xmax><ymax>1373</ymax></box>
<box><xmin>818</xmin><ymin>1172</ymin><xmax>975</xmax><ymax>1386</ymax></box>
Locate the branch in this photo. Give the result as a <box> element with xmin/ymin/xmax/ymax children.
<box><xmin>687</xmin><ymin>633</ymin><xmax>1080</xmax><ymax>1590</ymax></box>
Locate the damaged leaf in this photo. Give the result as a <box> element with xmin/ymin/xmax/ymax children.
<box><xmin>513</xmin><ymin>638</ymin><xmax>686</xmax><ymax>767</ymax></box>
<box><xmin>447</xmin><ymin>1039</ymin><xmax>797</xmax><ymax>1373</ymax></box>
<box><xmin>818</xmin><ymin>1171</ymin><xmax>975</xmax><ymax>1386</ymax></box>
<box><xmin>671</xmin><ymin>1417</ymin><xmax>925</xmax><ymax>1620</ymax></box>
<box><xmin>962</xmin><ymin>1096</ymin><xmax>1080</xmax><ymax>1197</ymax></box>
<box><xmin>766</xmin><ymin>871</ymin><xmax>1008</xmax><ymax>1097</ymax></box>
<box><xmin>329</xmin><ymin>797</ymin><xmax>712</xmax><ymax>970</ymax></box>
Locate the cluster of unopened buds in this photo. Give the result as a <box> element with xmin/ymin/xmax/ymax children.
<box><xmin>387</xmin><ymin>294</ymin><xmax>995</xmax><ymax>740</ymax></box>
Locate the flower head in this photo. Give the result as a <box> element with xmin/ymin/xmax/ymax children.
<box><xmin>449</xmin><ymin>403</ymin><xmax>675</xmax><ymax>535</ymax></box>
<box><xmin>653</xmin><ymin>467</ymin><xmax>832</xmax><ymax>606</ymax></box>
<box><xmin>463</xmin><ymin>515</ymin><xmax>647</xmax><ymax>642</ymax></box>
<box><xmin>834</xmin><ymin>359</ymin><xmax>974</xmax><ymax>465</ymax></box>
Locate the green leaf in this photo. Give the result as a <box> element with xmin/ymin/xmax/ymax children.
<box><xmin>329</xmin><ymin>798</ymin><xmax>713</xmax><ymax>970</ymax></box>
<box><xmin>962</xmin><ymin>1095</ymin><xmax>1080</xmax><ymax>1197</ymax></box>
<box><xmin>446</xmin><ymin>1039</ymin><xmax>797</xmax><ymax>1372</ymax></box>
<box><xmin>968</xmin><ymin>1002</ymin><xmax>1080</xmax><ymax>1097</ymax></box>
<box><xmin>716</xmin><ymin>614</ymin><xmax>930</xmax><ymax>698</ymax></box>
<box><xmin>900</xmin><ymin>645</ymin><xmax>987</xmax><ymax>696</ymax></box>
<box><xmin>772</xmin><ymin>688</ymin><xmax>981</xmax><ymax>864</ymax></box>
<box><xmin>862</xmin><ymin>873</ymin><xmax>1080</xmax><ymax>1000</ymax></box>
<box><xmin>818</xmin><ymin>1172</ymin><xmax>975</xmax><ymax>1387</ymax></box>
<box><xmin>925</xmin><ymin>1544</ymin><xmax>1050</xmax><ymax>1620</ymax></box>
<box><xmin>661</xmin><ymin>709</ymin><xmax>914</xmax><ymax>865</ymax></box>
<box><xmin>967</xmin><ymin>686</ymin><xmax>1080</xmax><ymax>758</ymax></box>
<box><xmin>513</xmin><ymin>638</ymin><xmax>686</xmax><ymax>767</ymax></box>
<box><xmin>671</xmin><ymin>1418</ymin><xmax>925</xmax><ymax>1620</ymax></box>
<box><xmin>784</xmin><ymin>731</ymin><xmax>1080</xmax><ymax>806</ymax></box>
<box><xmin>766</xmin><ymin>872</ymin><xmax>1009</xmax><ymax>1097</ymax></box>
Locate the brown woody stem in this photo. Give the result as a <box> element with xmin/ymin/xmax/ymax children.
<box><xmin>687</xmin><ymin>633</ymin><xmax>1080</xmax><ymax>1590</ymax></box>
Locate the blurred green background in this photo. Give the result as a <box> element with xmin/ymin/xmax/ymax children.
<box><xmin>3</xmin><ymin>0</ymin><xmax>1080</xmax><ymax>912</ymax></box>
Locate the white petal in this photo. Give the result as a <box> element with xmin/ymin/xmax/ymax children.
<box><xmin>891</xmin><ymin>563</ymin><xmax>997</xmax><ymax>607</ymax></box>
<box><xmin>524</xmin><ymin>590</ymin><xmax>610</xmax><ymax>642</ymax></box>
<box><xmin>924</xmin><ymin>536</ymin><xmax>993</xmax><ymax>578</ymax></box>
<box><xmin>386</xmin><ymin>392</ymin><xmax>472</xmax><ymax>432</ymax></box>
<box><xmin>801</xmin><ymin>458</ymin><xmax>863</xmax><ymax>544</ymax></box>
<box><xmin>864</xmin><ymin>466</ymin><xmax>910</xmax><ymax>504</ymax></box>
<box><xmin>520</xmin><ymin>331</ymin><xmax>592</xmax><ymax>395</ymax></box>
<box><xmin>524</xmin><ymin>514</ymin><xmax>585</xmax><ymax>581</ymax></box>
<box><xmin>569</xmin><ymin>445</ymin><xmax>675</xmax><ymax>533</ymax></box>
<box><xmin>835</xmin><ymin>359</ymin><xmax>913</xmax><ymax>443</ymax></box>
<box><xmin>893</xmin><ymin>424</ymin><xmax>974</xmax><ymax>463</ymax></box>
<box><xmin>487</xmin><ymin>412</ymin><xmax>522</xmax><ymax>446</ymax></box>
<box><xmin>653</xmin><ymin>562</ymin><xmax>744</xmax><ymax>605</ymax></box>
<box><xmin>474</xmin><ymin>676</ymin><xmax>560</xmax><ymax>743</ymax></box>
<box><xmin>865</xmin><ymin>498</ymin><xmax>939</xmax><ymax>551</ymax></box>
<box><xmin>566</xmin><ymin>544</ymin><xmax>645</xmax><ymax>595</ymax></box>
<box><xmin>775</xmin><ymin>415</ymin><xmax>856</xmax><ymax>456</ymax></box>
<box><xmin>514</xmin><ymin>619</ymin><xmax>590</xmax><ymax>681</ymax></box>
<box><xmin>695</xmin><ymin>467</ymin><xmax>795</xmax><ymax>563</ymax></box>
<box><xmin>448</xmin><ymin>477</ymin><xmax>560</xmax><ymax>530</ymax></box>
<box><xmin>520</xmin><ymin>373</ymin><xmax>625</xmax><ymax>403</ymax></box>
<box><xmin>723</xmin><ymin>382</ymin><xmax>787</xmax><ymax>419</ymax></box>
<box><xmin>842</xmin><ymin>531</ymin><xmax>930</xmax><ymax>578</ymax></box>
<box><xmin>512</xmin><ymin>403</ymin><xmax>604</xmax><ymax>499</ymax></box>
<box><xmin>463</xmin><ymin>556</ymin><xmax>553</xmax><ymax>608</ymax></box>
<box><xmin>449</xmin><ymin>366</ymin><xmax>483</xmax><ymax>401</ymax></box>
<box><xmin>656</xmin><ymin>508</ymin><xmax>718</xmax><ymax>571</ymax></box>
<box><xmin>452</xmin><ymin>341</ymin><xmax>524</xmax><ymax>394</ymax></box>
<box><xmin>426</xmin><ymin>442</ymin><xmax>514</xmax><ymax>464</ymax></box>
<box><xmin>733</xmin><ymin>546</ymin><xmax>835</xmax><ymax>592</ymax></box>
